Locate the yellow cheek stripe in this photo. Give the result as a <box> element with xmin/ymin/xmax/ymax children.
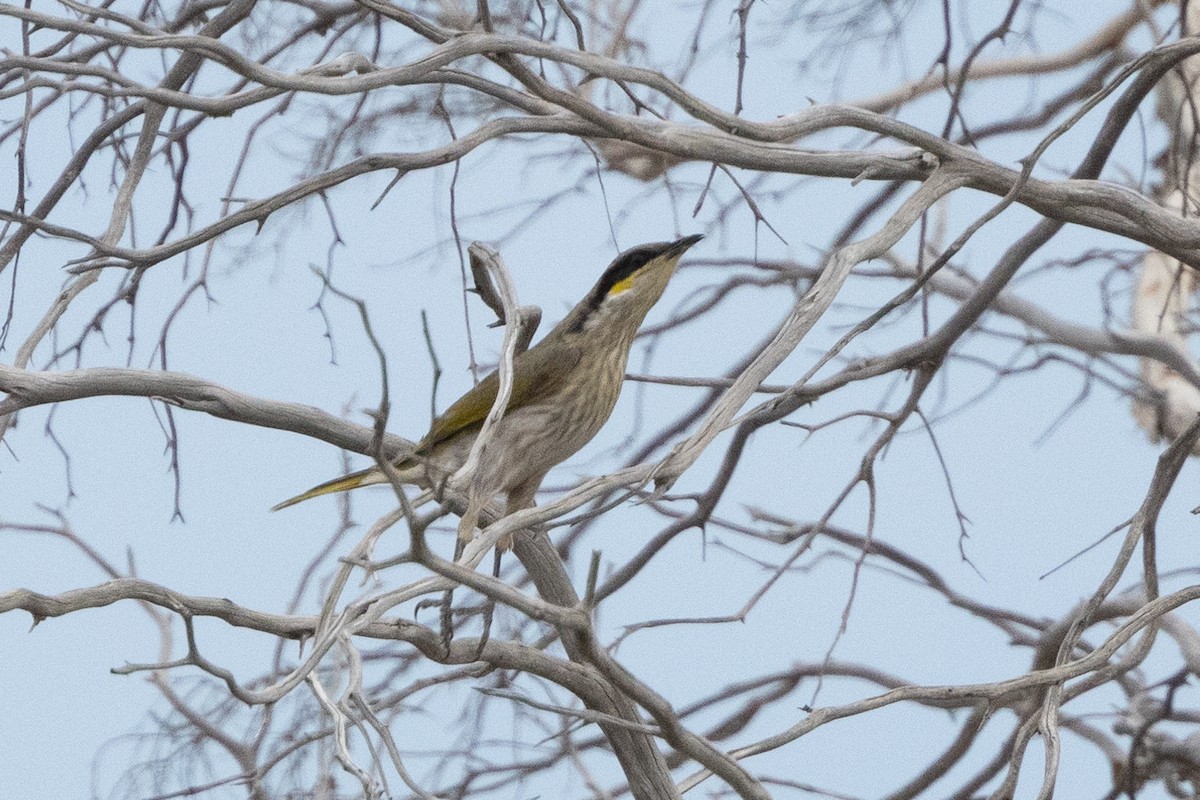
<box><xmin>608</xmin><ymin>274</ymin><xmax>636</xmax><ymax>296</ymax></box>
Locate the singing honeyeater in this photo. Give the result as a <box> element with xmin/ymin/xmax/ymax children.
<box><xmin>273</xmin><ymin>235</ymin><xmax>702</xmax><ymax>548</ymax></box>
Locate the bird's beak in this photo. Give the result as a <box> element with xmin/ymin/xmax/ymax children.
<box><xmin>664</xmin><ymin>233</ymin><xmax>703</xmax><ymax>258</ymax></box>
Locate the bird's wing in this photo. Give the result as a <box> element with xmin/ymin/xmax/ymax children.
<box><xmin>419</xmin><ymin>342</ymin><xmax>580</xmax><ymax>451</ymax></box>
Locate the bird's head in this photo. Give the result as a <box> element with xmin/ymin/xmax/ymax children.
<box><xmin>567</xmin><ymin>234</ymin><xmax>703</xmax><ymax>338</ymax></box>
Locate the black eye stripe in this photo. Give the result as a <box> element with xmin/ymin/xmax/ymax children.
<box><xmin>568</xmin><ymin>241</ymin><xmax>678</xmax><ymax>331</ymax></box>
<box><xmin>596</xmin><ymin>249</ymin><xmax>656</xmax><ymax>297</ymax></box>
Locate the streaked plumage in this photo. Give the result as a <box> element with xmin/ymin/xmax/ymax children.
<box><xmin>273</xmin><ymin>234</ymin><xmax>702</xmax><ymax>548</ymax></box>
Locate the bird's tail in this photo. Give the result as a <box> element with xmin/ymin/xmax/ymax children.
<box><xmin>271</xmin><ymin>467</ymin><xmax>378</xmax><ymax>511</ymax></box>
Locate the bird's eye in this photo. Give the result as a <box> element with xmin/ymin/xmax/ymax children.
<box><xmin>602</xmin><ymin>251</ymin><xmax>656</xmax><ymax>297</ymax></box>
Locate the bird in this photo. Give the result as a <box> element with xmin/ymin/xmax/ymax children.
<box><xmin>272</xmin><ymin>234</ymin><xmax>703</xmax><ymax>550</ymax></box>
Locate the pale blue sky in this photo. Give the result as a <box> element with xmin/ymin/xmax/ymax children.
<box><xmin>3</xmin><ymin>2</ymin><xmax>1198</xmax><ymax>798</ymax></box>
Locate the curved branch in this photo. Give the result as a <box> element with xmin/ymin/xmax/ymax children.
<box><xmin>0</xmin><ymin>364</ymin><xmax>412</xmax><ymax>457</ymax></box>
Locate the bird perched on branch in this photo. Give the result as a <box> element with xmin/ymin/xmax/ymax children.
<box><xmin>273</xmin><ymin>234</ymin><xmax>702</xmax><ymax>549</ymax></box>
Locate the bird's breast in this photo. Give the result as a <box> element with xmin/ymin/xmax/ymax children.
<box><xmin>472</xmin><ymin>344</ymin><xmax>629</xmax><ymax>490</ymax></box>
